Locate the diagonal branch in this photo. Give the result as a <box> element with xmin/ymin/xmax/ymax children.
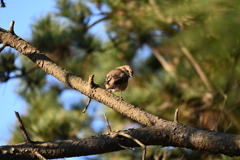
<box><xmin>15</xmin><ymin>112</ymin><xmax>32</xmax><ymax>144</ymax></box>
<box><xmin>148</xmin><ymin>45</ymin><xmax>175</xmax><ymax>72</ymax></box>
<box><xmin>34</xmin><ymin>151</ymin><xmax>46</xmax><ymax>160</ymax></box>
<box><xmin>1</xmin><ymin>21</ymin><xmax>240</xmax><ymax>159</ymax></box>
<box><xmin>86</xmin><ymin>16</ymin><xmax>108</xmax><ymax>29</ymax></box>
<box><xmin>104</xmin><ymin>114</ymin><xmax>112</xmax><ymax>133</ymax></box>
<box><xmin>0</xmin><ymin>21</ymin><xmax>160</xmax><ymax>127</ymax></box>
<box><xmin>180</xmin><ymin>45</ymin><xmax>214</xmax><ymax>93</ymax></box>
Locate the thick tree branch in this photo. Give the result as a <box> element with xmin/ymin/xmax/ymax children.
<box><xmin>0</xmin><ymin>23</ymin><xmax>160</xmax><ymax>127</ymax></box>
<box><xmin>0</xmin><ymin>124</ymin><xmax>240</xmax><ymax>159</ymax></box>
<box><xmin>1</xmin><ymin>22</ymin><xmax>240</xmax><ymax>159</ymax></box>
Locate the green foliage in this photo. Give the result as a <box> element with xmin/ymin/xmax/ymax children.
<box><xmin>9</xmin><ymin>87</ymin><xmax>92</xmax><ymax>143</ymax></box>
<box><xmin>0</xmin><ymin>50</ymin><xmax>17</xmax><ymax>82</ymax></box>
<box><xmin>6</xmin><ymin>0</ymin><xmax>240</xmax><ymax>159</ymax></box>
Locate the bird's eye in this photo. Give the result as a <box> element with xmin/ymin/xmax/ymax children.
<box><xmin>126</xmin><ymin>69</ymin><xmax>133</xmax><ymax>77</ymax></box>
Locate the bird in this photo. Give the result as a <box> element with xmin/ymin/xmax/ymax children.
<box><xmin>104</xmin><ymin>65</ymin><xmax>133</xmax><ymax>98</ymax></box>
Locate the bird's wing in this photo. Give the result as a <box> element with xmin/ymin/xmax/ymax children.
<box><xmin>104</xmin><ymin>69</ymin><xmax>129</xmax><ymax>89</ymax></box>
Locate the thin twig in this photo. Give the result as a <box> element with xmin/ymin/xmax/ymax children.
<box><xmin>86</xmin><ymin>16</ymin><xmax>108</xmax><ymax>29</ymax></box>
<box><xmin>8</xmin><ymin>21</ymin><xmax>15</xmax><ymax>34</ymax></box>
<box><xmin>110</xmin><ymin>132</ymin><xmax>136</xmax><ymax>150</ymax></box>
<box><xmin>0</xmin><ymin>0</ymin><xmax>6</xmax><ymax>7</ymax></box>
<box><xmin>82</xmin><ymin>75</ymin><xmax>95</xmax><ymax>113</ymax></box>
<box><xmin>224</xmin><ymin>122</ymin><xmax>232</xmax><ymax>133</ymax></box>
<box><xmin>117</xmin><ymin>143</ymin><xmax>135</xmax><ymax>150</ymax></box>
<box><xmin>117</xmin><ymin>132</ymin><xmax>145</xmax><ymax>148</ymax></box>
<box><xmin>82</xmin><ymin>97</ymin><xmax>91</xmax><ymax>113</ymax></box>
<box><xmin>88</xmin><ymin>74</ymin><xmax>94</xmax><ymax>88</ymax></box>
<box><xmin>104</xmin><ymin>115</ymin><xmax>140</xmax><ymax>152</ymax></box>
<box><xmin>104</xmin><ymin>114</ymin><xmax>112</xmax><ymax>133</ymax></box>
<box><xmin>117</xmin><ymin>132</ymin><xmax>146</xmax><ymax>160</ymax></box>
<box><xmin>0</xmin><ymin>43</ymin><xmax>7</xmax><ymax>52</ymax></box>
<box><xmin>34</xmin><ymin>151</ymin><xmax>47</xmax><ymax>160</ymax></box>
<box><xmin>174</xmin><ymin>108</ymin><xmax>179</xmax><ymax>123</ymax></box>
<box><xmin>142</xmin><ymin>146</ymin><xmax>147</xmax><ymax>160</ymax></box>
<box><xmin>212</xmin><ymin>92</ymin><xmax>227</xmax><ymax>132</ymax></box>
<box><xmin>15</xmin><ymin>111</ymin><xmax>32</xmax><ymax>143</ymax></box>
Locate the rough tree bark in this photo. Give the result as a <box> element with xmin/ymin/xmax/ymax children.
<box><xmin>0</xmin><ymin>22</ymin><xmax>240</xmax><ymax>159</ymax></box>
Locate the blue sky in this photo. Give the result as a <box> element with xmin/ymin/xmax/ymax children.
<box><xmin>0</xmin><ymin>1</ymin><xmax>102</xmax><ymax>159</ymax></box>
<box><xmin>0</xmin><ymin>0</ymin><xmax>56</xmax><ymax>39</ymax></box>
<box><xmin>0</xmin><ymin>0</ymin><xmax>56</xmax><ymax>145</ymax></box>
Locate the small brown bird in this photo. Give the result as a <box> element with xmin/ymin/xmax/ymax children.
<box><xmin>104</xmin><ymin>65</ymin><xmax>133</xmax><ymax>98</ymax></box>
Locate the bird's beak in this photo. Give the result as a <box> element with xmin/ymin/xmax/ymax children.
<box><xmin>129</xmin><ymin>74</ymin><xmax>133</xmax><ymax>78</ymax></box>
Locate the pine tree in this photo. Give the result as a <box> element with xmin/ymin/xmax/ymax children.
<box><xmin>2</xmin><ymin>0</ymin><xmax>240</xmax><ymax>159</ymax></box>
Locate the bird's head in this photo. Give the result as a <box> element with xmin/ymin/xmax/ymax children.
<box><xmin>120</xmin><ymin>65</ymin><xmax>133</xmax><ymax>78</ymax></box>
